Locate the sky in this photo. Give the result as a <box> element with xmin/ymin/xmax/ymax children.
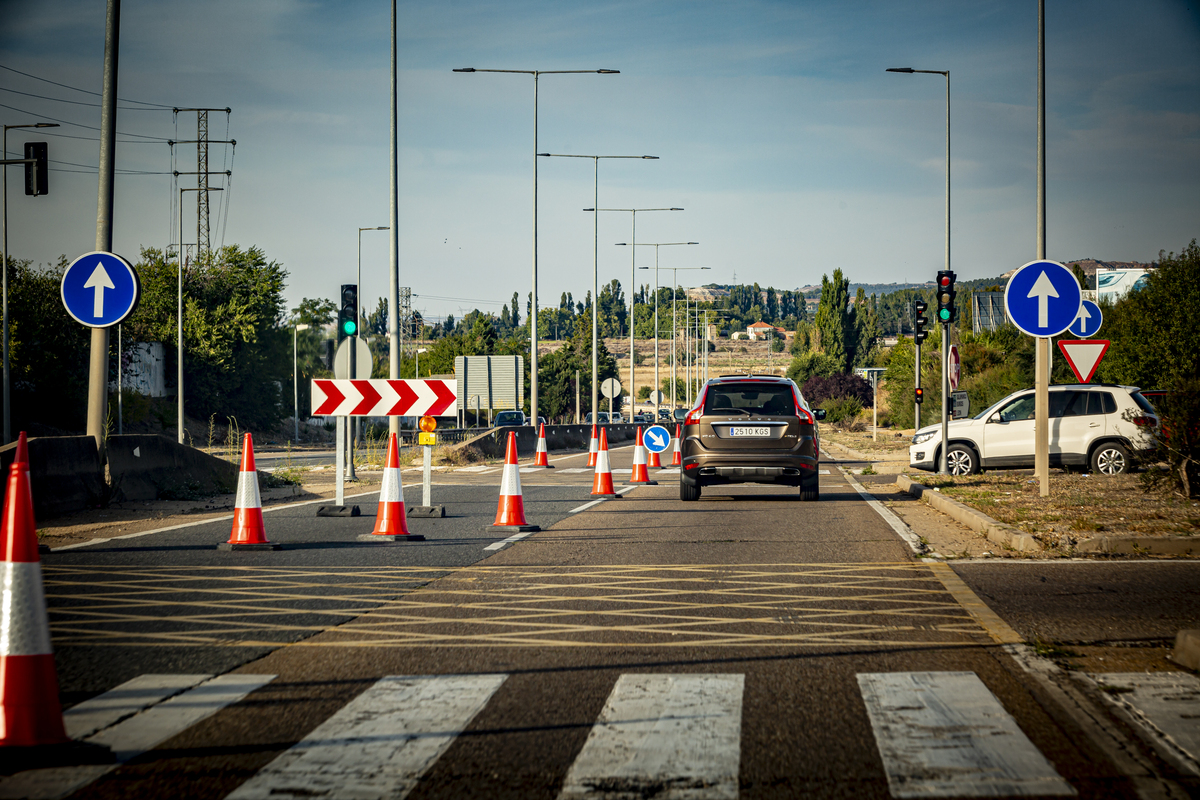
<box><xmin>1</xmin><ymin>0</ymin><xmax>1198</xmax><ymax>324</ymax></box>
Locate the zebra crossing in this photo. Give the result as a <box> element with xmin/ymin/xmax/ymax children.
<box><xmin>5</xmin><ymin>667</ymin><xmax>1172</xmax><ymax>799</ymax></box>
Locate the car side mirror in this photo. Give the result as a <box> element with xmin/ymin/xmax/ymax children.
<box><xmin>813</xmin><ymin>409</ymin><xmax>826</xmax><ymax>421</ymax></box>
<box><xmin>988</xmin><ymin>413</ymin><xmax>1001</xmax><ymax>424</ymax></box>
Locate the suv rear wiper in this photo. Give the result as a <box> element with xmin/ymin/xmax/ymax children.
<box><xmin>710</xmin><ymin>407</ymin><xmax>752</xmax><ymax>416</ymax></box>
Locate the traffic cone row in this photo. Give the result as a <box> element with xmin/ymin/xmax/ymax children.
<box><xmin>0</xmin><ymin>433</ymin><xmax>69</xmax><ymax>747</ymax></box>
<box><xmin>591</xmin><ymin>428</ymin><xmax>619</xmax><ymax>497</ymax></box>
<box><xmin>627</xmin><ymin>427</ymin><xmax>657</xmax><ymax>485</ymax></box>
<box><xmin>219</xmin><ymin>433</ymin><xmax>281</xmax><ymax>551</ymax></box>
<box><xmin>492</xmin><ymin>431</ymin><xmax>539</xmax><ymax>531</ymax></box>
<box><xmin>532</xmin><ymin>423</ymin><xmax>553</xmax><ymax>468</ymax></box>
<box><xmin>359</xmin><ymin>433</ymin><xmax>424</xmax><ymax>542</ymax></box>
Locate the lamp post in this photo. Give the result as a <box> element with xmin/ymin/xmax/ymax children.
<box><xmin>453</xmin><ymin>67</ymin><xmax>619</xmax><ymax>427</ymax></box>
<box><xmin>538</xmin><ymin>153</ymin><xmax>657</xmax><ymax>422</ymax></box>
<box><xmin>887</xmin><ymin>65</ymin><xmax>950</xmax><ymax>475</ymax></box>
<box><xmin>2</xmin><ymin>121</ymin><xmax>59</xmax><ymax>444</ymax></box>
<box><xmin>293</xmin><ymin>322</ymin><xmax>310</xmax><ymax>442</ymax></box>
<box><xmin>595</xmin><ymin>208</ymin><xmax>682</xmax><ymax>417</ymax></box>
<box><xmin>653</xmin><ymin>265</ymin><xmax>708</xmax><ymax>411</ymax></box>
<box><xmin>629</xmin><ymin>242</ymin><xmax>698</xmax><ymax>415</ymax></box>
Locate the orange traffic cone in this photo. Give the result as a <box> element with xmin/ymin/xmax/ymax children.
<box><xmin>0</xmin><ymin>433</ymin><xmax>69</xmax><ymax>747</ymax></box>
<box><xmin>532</xmin><ymin>423</ymin><xmax>553</xmax><ymax>468</ymax></box>
<box><xmin>587</xmin><ymin>424</ymin><xmax>599</xmax><ymax>467</ymax></box>
<box><xmin>627</xmin><ymin>427</ymin><xmax>657</xmax><ymax>485</ymax></box>
<box><xmin>591</xmin><ymin>427</ymin><xmax>619</xmax><ymax>497</ymax></box>
<box><xmin>492</xmin><ymin>431</ymin><xmax>539</xmax><ymax>532</ymax></box>
<box><xmin>359</xmin><ymin>432</ymin><xmax>424</xmax><ymax>542</ymax></box>
<box><xmin>219</xmin><ymin>433</ymin><xmax>281</xmax><ymax>551</ymax></box>
<box><xmin>648</xmin><ymin>441</ymin><xmax>662</xmax><ymax>469</ymax></box>
<box><xmin>671</xmin><ymin>423</ymin><xmax>683</xmax><ymax>466</ymax></box>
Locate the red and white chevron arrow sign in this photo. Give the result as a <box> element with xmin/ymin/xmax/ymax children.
<box><xmin>311</xmin><ymin>379</ymin><xmax>457</xmax><ymax>417</ymax></box>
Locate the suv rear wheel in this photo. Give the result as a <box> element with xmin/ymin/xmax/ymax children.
<box><xmin>680</xmin><ymin>480</ymin><xmax>702</xmax><ymax>501</ymax></box>
<box><xmin>1091</xmin><ymin>442</ymin><xmax>1130</xmax><ymax>475</ymax></box>
<box><xmin>800</xmin><ymin>475</ymin><xmax>819</xmax><ymax>502</ymax></box>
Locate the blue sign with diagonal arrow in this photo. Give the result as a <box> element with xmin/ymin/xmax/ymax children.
<box><xmin>1003</xmin><ymin>260</ymin><xmax>1082</xmax><ymax>338</ymax></box>
<box><xmin>60</xmin><ymin>251</ymin><xmax>140</xmax><ymax>328</ymax></box>
<box><xmin>643</xmin><ymin>424</ymin><xmax>672</xmax><ymax>454</ymax></box>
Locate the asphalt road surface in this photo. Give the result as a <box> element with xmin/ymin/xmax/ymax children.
<box><xmin>6</xmin><ymin>444</ymin><xmax>1197</xmax><ymax>799</ymax></box>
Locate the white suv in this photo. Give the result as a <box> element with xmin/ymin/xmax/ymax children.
<box><xmin>909</xmin><ymin>384</ymin><xmax>1159</xmax><ymax>476</ymax></box>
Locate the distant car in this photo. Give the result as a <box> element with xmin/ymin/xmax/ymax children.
<box><xmin>493</xmin><ymin>410</ymin><xmax>526</xmax><ymax>427</ymax></box>
<box><xmin>673</xmin><ymin>408</ymin><xmax>687</xmax><ymax>422</ymax></box>
<box><xmin>909</xmin><ymin>383</ymin><xmax>1159</xmax><ymax>475</ymax></box>
<box><xmin>538</xmin><ymin>416</ymin><xmax>546</xmax><ymax>427</ymax></box>
<box><xmin>658</xmin><ymin>409</ymin><xmax>674</xmax><ymax>422</ymax></box>
<box><xmin>583</xmin><ymin>412</ymin><xmax>612</xmax><ymax>425</ymax></box>
<box><xmin>679</xmin><ymin>374</ymin><xmax>826</xmax><ymax>501</ymax></box>
<box><xmin>633</xmin><ymin>412</ymin><xmax>654</xmax><ymax>424</ymax></box>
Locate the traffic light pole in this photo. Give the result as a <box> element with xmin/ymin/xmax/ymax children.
<box><xmin>914</xmin><ymin>341</ymin><xmax>921</xmax><ymax>431</ymax></box>
<box><xmin>940</xmin><ymin>323</ymin><xmax>949</xmax><ymax>475</ymax></box>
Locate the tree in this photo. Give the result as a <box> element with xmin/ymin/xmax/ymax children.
<box><xmin>814</xmin><ymin>269</ymin><xmax>853</xmax><ymax>371</ymax></box>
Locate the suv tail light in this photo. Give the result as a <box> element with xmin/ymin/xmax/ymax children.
<box><xmin>684</xmin><ymin>387</ymin><xmax>708</xmax><ymax>426</ymax></box>
<box><xmin>1132</xmin><ymin>415</ymin><xmax>1156</xmax><ymax>427</ymax></box>
<box><xmin>791</xmin><ymin>386</ymin><xmax>814</xmax><ymax>425</ymax></box>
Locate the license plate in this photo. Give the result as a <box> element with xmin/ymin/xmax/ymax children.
<box><xmin>729</xmin><ymin>427</ymin><xmax>770</xmax><ymax>437</ymax></box>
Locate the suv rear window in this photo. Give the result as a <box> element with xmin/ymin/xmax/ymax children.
<box><xmin>1131</xmin><ymin>392</ymin><xmax>1157</xmax><ymax>414</ymax></box>
<box><xmin>704</xmin><ymin>384</ymin><xmax>795</xmax><ymax>416</ymax></box>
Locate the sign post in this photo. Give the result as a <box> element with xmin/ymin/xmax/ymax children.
<box><xmin>601</xmin><ymin>378</ymin><xmax>622</xmax><ymax>420</ymax></box>
<box><xmin>1004</xmin><ymin>259</ymin><xmax>1083</xmax><ymax>497</ymax></box>
<box><xmin>411</xmin><ymin>414</ymin><xmax>444</xmax><ymax>517</ymax></box>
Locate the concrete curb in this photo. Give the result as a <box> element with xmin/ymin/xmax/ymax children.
<box><xmin>822</xmin><ymin>439</ymin><xmax>874</xmax><ymax>463</ymax></box>
<box><xmin>895</xmin><ymin>474</ymin><xmax>1043</xmax><ymax>553</ymax></box>
<box><xmin>1171</xmin><ymin>630</ymin><xmax>1200</xmax><ymax>671</ymax></box>
<box><xmin>1072</xmin><ymin>535</ymin><xmax>1198</xmax><ymax>556</ymax></box>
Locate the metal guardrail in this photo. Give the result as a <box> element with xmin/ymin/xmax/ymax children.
<box><xmin>397</xmin><ymin>428</ymin><xmax>486</xmax><ymax>446</ymax></box>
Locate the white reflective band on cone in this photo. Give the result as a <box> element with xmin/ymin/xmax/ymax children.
<box><xmin>0</xmin><ymin>562</ymin><xmax>53</xmax><ymax>656</ymax></box>
<box><xmin>589</xmin><ymin>438</ymin><xmax>598</xmax><ymax>453</ymax></box>
<box><xmin>379</xmin><ymin>467</ymin><xmax>404</xmax><ymax>503</ymax></box>
<box><xmin>595</xmin><ymin>450</ymin><xmax>610</xmax><ymax>472</ymax></box>
<box><xmin>234</xmin><ymin>471</ymin><xmax>261</xmax><ymax>510</ymax></box>
<box><xmin>498</xmin><ymin>463</ymin><xmax>521</xmax><ymax>497</ymax></box>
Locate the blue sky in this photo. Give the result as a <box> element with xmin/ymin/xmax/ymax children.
<box><xmin>1</xmin><ymin>0</ymin><xmax>1197</xmax><ymax>322</ymax></box>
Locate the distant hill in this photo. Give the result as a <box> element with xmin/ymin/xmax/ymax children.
<box><xmin>999</xmin><ymin>258</ymin><xmax>1154</xmax><ymax>282</ymax></box>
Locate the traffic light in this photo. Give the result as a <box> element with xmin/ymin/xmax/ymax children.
<box><xmin>24</xmin><ymin>142</ymin><xmax>48</xmax><ymax>196</ymax></box>
<box><xmin>915</xmin><ymin>387</ymin><xmax>925</xmax><ymax>404</ymax></box>
<box><xmin>913</xmin><ymin>300</ymin><xmax>929</xmax><ymax>345</ymax></box>
<box><xmin>936</xmin><ymin>270</ymin><xmax>957</xmax><ymax>323</ymax></box>
<box><xmin>338</xmin><ymin>284</ymin><xmax>358</xmax><ymax>341</ymax></box>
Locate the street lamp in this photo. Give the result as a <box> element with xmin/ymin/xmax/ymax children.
<box><xmin>415</xmin><ymin>347</ymin><xmax>427</xmax><ymax>378</ymax></box>
<box><xmin>887</xmin><ymin>66</ymin><xmax>950</xmax><ymax>474</ymax></box>
<box><xmin>624</xmin><ymin>241</ymin><xmax>700</xmax><ymax>417</ymax></box>
<box><xmin>538</xmin><ymin>153</ymin><xmax>657</xmax><ymax>422</ymax></box>
<box><xmin>2</xmin><ymin>122</ymin><xmax>59</xmax><ymax>444</ymax></box>
<box><xmin>593</xmin><ymin>208</ymin><xmax>682</xmax><ymax>418</ymax></box>
<box><xmin>638</xmin><ymin>260</ymin><xmax>706</xmax><ymax>412</ymax></box>
<box><xmin>453</xmin><ymin>67</ymin><xmax>619</xmax><ymax>427</ymax></box>
<box><xmin>293</xmin><ymin>323</ymin><xmax>310</xmax><ymax>442</ymax></box>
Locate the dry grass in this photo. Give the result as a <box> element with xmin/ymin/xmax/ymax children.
<box><xmin>912</xmin><ymin>471</ymin><xmax>1200</xmax><ymax>549</ymax></box>
<box><xmin>823</xmin><ymin>425</ymin><xmax>913</xmax><ymax>456</ymax></box>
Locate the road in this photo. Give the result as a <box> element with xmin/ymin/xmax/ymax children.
<box><xmin>5</xmin><ymin>444</ymin><xmax>1198</xmax><ymax>799</ymax></box>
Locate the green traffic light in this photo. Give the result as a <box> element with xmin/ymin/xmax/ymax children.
<box><xmin>342</xmin><ymin>320</ymin><xmax>357</xmax><ymax>336</ymax></box>
<box><xmin>939</xmin><ymin>309</ymin><xmax>950</xmax><ymax>321</ymax></box>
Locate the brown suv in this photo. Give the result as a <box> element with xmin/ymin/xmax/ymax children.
<box><xmin>679</xmin><ymin>375</ymin><xmax>826</xmax><ymax>501</ymax></box>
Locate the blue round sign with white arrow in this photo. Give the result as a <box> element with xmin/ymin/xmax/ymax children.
<box><xmin>61</xmin><ymin>251</ymin><xmax>140</xmax><ymax>328</ymax></box>
<box><xmin>1003</xmin><ymin>260</ymin><xmax>1082</xmax><ymax>338</ymax></box>
<box><xmin>1068</xmin><ymin>299</ymin><xmax>1103</xmax><ymax>338</ymax></box>
<box><xmin>643</xmin><ymin>424</ymin><xmax>672</xmax><ymax>454</ymax></box>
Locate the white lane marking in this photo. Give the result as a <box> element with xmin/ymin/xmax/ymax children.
<box><xmin>1090</xmin><ymin>672</ymin><xmax>1200</xmax><ymax>775</ymax></box>
<box><xmin>458</xmin><ymin>465</ymin><xmax>497</xmax><ymax>473</ymax></box>
<box><xmin>0</xmin><ymin>674</ymin><xmax>276</xmax><ymax>800</ymax></box>
<box><xmin>840</xmin><ymin>467</ymin><xmax>927</xmax><ymax>556</ymax></box>
<box><xmin>227</xmin><ymin>674</ymin><xmax>507</xmax><ymax>800</ymax></box>
<box><xmin>858</xmin><ymin>671</ymin><xmax>1075</xmax><ymax>798</ymax></box>
<box><xmin>611</xmin><ymin>468</ymin><xmax>632</xmax><ymax>474</ymax></box>
<box><xmin>52</xmin><ymin>489</ymin><xmax>381</xmax><ymax>551</ymax></box>
<box><xmin>615</xmin><ymin>485</ymin><xmax>637</xmax><ymax>495</ymax></box>
<box><xmin>64</xmin><ymin>673</ymin><xmax>213</xmax><ymax>740</ymax></box>
<box><xmin>559</xmin><ymin>673</ymin><xmax>744</xmax><ymax>800</ymax></box>
<box><xmin>562</xmin><ymin>467</ymin><xmax>592</xmax><ymax>474</ymax></box>
<box><xmin>656</xmin><ymin>468</ymin><xmax>680</xmax><ymax>475</ymax></box>
<box><xmin>819</xmin><ymin>469</ymin><xmax>830</xmax><ymax>474</ymax></box>
<box><xmin>484</xmin><ymin>531</ymin><xmax>536</xmax><ymax>551</ymax></box>
<box><xmin>569</xmin><ymin>499</ymin><xmax>605</xmax><ymax>514</ymax></box>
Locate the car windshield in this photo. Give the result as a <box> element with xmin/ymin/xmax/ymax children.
<box><xmin>704</xmin><ymin>384</ymin><xmax>795</xmax><ymax>416</ymax></box>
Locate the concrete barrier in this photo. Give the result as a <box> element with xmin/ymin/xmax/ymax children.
<box><xmin>0</xmin><ymin>436</ymin><xmax>105</xmax><ymax>518</ymax></box>
<box><xmin>450</xmin><ymin>424</ymin><xmax>644</xmax><ymax>459</ymax></box>
<box><xmin>107</xmin><ymin>434</ymin><xmax>240</xmax><ymax>502</ymax></box>
<box><xmin>1172</xmin><ymin>630</ymin><xmax>1200</xmax><ymax>671</ymax></box>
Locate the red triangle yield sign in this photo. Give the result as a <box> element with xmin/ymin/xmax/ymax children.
<box><xmin>1057</xmin><ymin>339</ymin><xmax>1110</xmax><ymax>383</ymax></box>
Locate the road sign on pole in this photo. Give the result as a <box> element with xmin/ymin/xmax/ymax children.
<box><xmin>1067</xmin><ymin>299</ymin><xmax>1103</xmax><ymax>338</ymax></box>
<box><xmin>1057</xmin><ymin>339</ymin><xmax>1110</xmax><ymax>384</ymax></box>
<box><xmin>61</xmin><ymin>251</ymin><xmax>140</xmax><ymax>328</ymax></box>
<box><xmin>600</xmin><ymin>378</ymin><xmax>622</xmax><ymax>399</ymax></box>
<box><xmin>1003</xmin><ymin>260</ymin><xmax>1082</xmax><ymax>338</ymax></box>
<box><xmin>643</xmin><ymin>425</ymin><xmax>671</xmax><ymax>454</ymax></box>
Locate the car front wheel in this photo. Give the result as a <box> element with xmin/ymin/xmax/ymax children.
<box><xmin>945</xmin><ymin>445</ymin><xmax>978</xmax><ymax>476</ymax></box>
<box><xmin>1091</xmin><ymin>442</ymin><xmax>1130</xmax><ymax>475</ymax></box>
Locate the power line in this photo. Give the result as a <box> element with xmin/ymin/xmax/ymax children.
<box><xmin>0</xmin><ymin>101</ymin><xmax>172</xmax><ymax>140</ymax></box>
<box><xmin>0</xmin><ymin>85</ymin><xmax>167</xmax><ymax>111</ymax></box>
<box><xmin>0</xmin><ymin>63</ymin><xmax>173</xmax><ymax>108</ymax></box>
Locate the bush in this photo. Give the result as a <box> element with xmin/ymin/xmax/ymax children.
<box><xmin>786</xmin><ymin>351</ymin><xmax>840</xmax><ymax>384</ymax></box>
<box><xmin>802</xmin><ymin>373</ymin><xmax>873</xmax><ymax>408</ymax></box>
<box><xmin>821</xmin><ymin>396</ymin><xmax>864</xmax><ymax>429</ymax></box>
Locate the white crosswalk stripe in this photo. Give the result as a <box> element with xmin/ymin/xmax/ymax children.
<box><xmin>0</xmin><ymin>674</ymin><xmax>276</xmax><ymax>800</ymax></box>
<box><xmin>561</xmin><ymin>467</ymin><xmax>592</xmax><ymax>473</ymax></box>
<box><xmin>558</xmin><ymin>674</ymin><xmax>744</xmax><ymax>800</ymax></box>
<box><xmin>857</xmin><ymin>671</ymin><xmax>1075</xmax><ymax>797</ymax></box>
<box><xmin>227</xmin><ymin>674</ymin><xmax>507</xmax><ymax>800</ymax></box>
<box><xmin>1091</xmin><ymin>672</ymin><xmax>1200</xmax><ymax>775</ymax></box>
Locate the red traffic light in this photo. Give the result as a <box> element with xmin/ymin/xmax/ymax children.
<box><xmin>915</xmin><ymin>387</ymin><xmax>925</xmax><ymax>404</ymax></box>
<box><xmin>939</xmin><ymin>276</ymin><xmax>951</xmax><ymax>288</ymax></box>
